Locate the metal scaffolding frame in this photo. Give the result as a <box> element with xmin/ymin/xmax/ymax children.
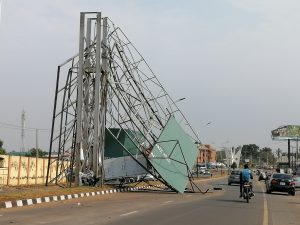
<box><xmin>46</xmin><ymin>12</ymin><xmax>199</xmax><ymax>188</ymax></box>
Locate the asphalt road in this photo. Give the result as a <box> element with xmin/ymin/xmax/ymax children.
<box><xmin>0</xmin><ymin>177</ymin><xmax>299</xmax><ymax>225</ymax></box>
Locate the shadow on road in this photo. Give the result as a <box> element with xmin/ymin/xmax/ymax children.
<box><xmin>266</xmin><ymin>192</ymin><xmax>291</xmax><ymax>196</ymax></box>
<box><xmin>216</xmin><ymin>199</ymin><xmax>247</xmax><ymax>204</ymax></box>
<box><xmin>128</xmin><ymin>189</ymin><xmax>177</xmax><ymax>195</ymax></box>
<box><xmin>288</xmin><ymin>202</ymin><xmax>300</xmax><ymax>205</ymax></box>
<box><xmin>252</xmin><ymin>190</ymin><xmax>265</xmax><ymax>194</ymax></box>
<box><xmin>129</xmin><ymin>188</ymin><xmax>214</xmax><ymax>195</ymax></box>
<box><xmin>214</xmin><ymin>183</ymin><xmax>232</xmax><ymax>186</ymax></box>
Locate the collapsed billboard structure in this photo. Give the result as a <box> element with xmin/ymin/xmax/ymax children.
<box><xmin>46</xmin><ymin>12</ymin><xmax>199</xmax><ymax>193</ymax></box>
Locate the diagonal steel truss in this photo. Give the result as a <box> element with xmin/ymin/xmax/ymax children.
<box><xmin>46</xmin><ymin>12</ymin><xmax>199</xmax><ymax>187</ymax></box>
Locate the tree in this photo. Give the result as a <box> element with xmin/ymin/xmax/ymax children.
<box><xmin>260</xmin><ymin>147</ymin><xmax>275</xmax><ymax>166</ymax></box>
<box><xmin>241</xmin><ymin>144</ymin><xmax>259</xmax><ymax>164</ymax></box>
<box><xmin>27</xmin><ymin>148</ymin><xmax>47</xmax><ymax>157</ymax></box>
<box><xmin>0</xmin><ymin>139</ymin><xmax>7</xmax><ymax>155</ymax></box>
<box><xmin>216</xmin><ymin>150</ymin><xmax>226</xmax><ymax>162</ymax></box>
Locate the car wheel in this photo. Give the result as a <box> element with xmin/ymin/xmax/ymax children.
<box><xmin>289</xmin><ymin>191</ymin><xmax>295</xmax><ymax>196</ymax></box>
<box><xmin>228</xmin><ymin>182</ymin><xmax>231</xmax><ymax>185</ymax></box>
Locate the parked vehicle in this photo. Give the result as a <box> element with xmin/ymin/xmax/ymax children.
<box><xmin>142</xmin><ymin>173</ymin><xmax>156</xmax><ymax>181</ymax></box>
<box><xmin>258</xmin><ymin>171</ymin><xmax>267</xmax><ymax>181</ymax></box>
<box><xmin>80</xmin><ymin>170</ymin><xmax>99</xmax><ymax>186</ymax></box>
<box><xmin>293</xmin><ymin>176</ymin><xmax>300</xmax><ymax>188</ymax></box>
<box><xmin>203</xmin><ymin>170</ymin><xmax>211</xmax><ymax>175</ymax></box>
<box><xmin>198</xmin><ymin>166</ymin><xmax>207</xmax><ymax>174</ymax></box>
<box><xmin>256</xmin><ymin>169</ymin><xmax>261</xmax><ymax>176</ymax></box>
<box><xmin>266</xmin><ymin>173</ymin><xmax>295</xmax><ymax>196</ymax></box>
<box><xmin>228</xmin><ymin>170</ymin><xmax>241</xmax><ymax>185</ymax></box>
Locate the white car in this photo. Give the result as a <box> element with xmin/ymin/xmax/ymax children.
<box><xmin>143</xmin><ymin>174</ymin><xmax>156</xmax><ymax>181</ymax></box>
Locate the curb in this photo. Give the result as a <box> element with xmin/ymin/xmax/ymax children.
<box><xmin>0</xmin><ymin>184</ymin><xmax>164</xmax><ymax>209</ymax></box>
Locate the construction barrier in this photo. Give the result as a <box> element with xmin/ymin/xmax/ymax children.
<box><xmin>0</xmin><ymin>155</ymin><xmax>65</xmax><ymax>186</ymax></box>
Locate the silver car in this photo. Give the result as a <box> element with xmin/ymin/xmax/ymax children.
<box><xmin>228</xmin><ymin>170</ymin><xmax>241</xmax><ymax>185</ymax></box>
<box><xmin>293</xmin><ymin>176</ymin><xmax>300</xmax><ymax>188</ymax></box>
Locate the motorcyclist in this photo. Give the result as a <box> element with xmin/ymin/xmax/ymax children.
<box><xmin>239</xmin><ymin>164</ymin><xmax>254</xmax><ymax>198</ymax></box>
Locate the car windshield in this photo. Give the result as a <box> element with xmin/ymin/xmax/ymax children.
<box><xmin>231</xmin><ymin>171</ymin><xmax>240</xmax><ymax>175</ymax></box>
<box><xmin>272</xmin><ymin>173</ymin><xmax>292</xmax><ymax>179</ymax></box>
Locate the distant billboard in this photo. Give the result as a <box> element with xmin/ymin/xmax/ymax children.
<box><xmin>271</xmin><ymin>125</ymin><xmax>300</xmax><ymax>140</ymax></box>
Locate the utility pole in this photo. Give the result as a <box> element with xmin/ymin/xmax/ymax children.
<box><xmin>35</xmin><ymin>128</ymin><xmax>38</xmax><ymax>159</ymax></box>
<box><xmin>259</xmin><ymin>149</ymin><xmax>261</xmax><ymax>168</ymax></box>
<box><xmin>266</xmin><ymin>151</ymin><xmax>269</xmax><ymax>168</ymax></box>
<box><xmin>204</xmin><ymin>146</ymin><xmax>207</xmax><ymax>168</ymax></box>
<box><xmin>21</xmin><ymin>110</ymin><xmax>26</xmax><ymax>152</ymax></box>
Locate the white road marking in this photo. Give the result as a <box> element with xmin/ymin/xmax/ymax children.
<box><xmin>120</xmin><ymin>211</ymin><xmax>138</xmax><ymax>217</ymax></box>
<box><xmin>262</xmin><ymin>192</ymin><xmax>269</xmax><ymax>225</ymax></box>
<box><xmin>164</xmin><ymin>201</ymin><xmax>173</xmax><ymax>204</ymax></box>
<box><xmin>259</xmin><ymin>182</ymin><xmax>269</xmax><ymax>225</ymax></box>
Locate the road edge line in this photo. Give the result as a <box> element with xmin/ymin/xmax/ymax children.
<box><xmin>259</xmin><ymin>181</ymin><xmax>269</xmax><ymax>225</ymax></box>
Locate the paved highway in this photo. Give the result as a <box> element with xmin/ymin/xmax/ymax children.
<box><xmin>0</xmin><ymin>177</ymin><xmax>299</xmax><ymax>225</ymax></box>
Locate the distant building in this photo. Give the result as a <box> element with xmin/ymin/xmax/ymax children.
<box><xmin>196</xmin><ymin>144</ymin><xmax>216</xmax><ymax>165</ymax></box>
<box><xmin>277</xmin><ymin>155</ymin><xmax>295</xmax><ymax>164</ymax></box>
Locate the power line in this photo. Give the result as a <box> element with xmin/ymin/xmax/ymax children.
<box><xmin>0</xmin><ymin>121</ymin><xmax>51</xmax><ymax>132</ymax></box>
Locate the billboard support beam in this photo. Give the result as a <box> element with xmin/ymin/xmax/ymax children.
<box><xmin>271</xmin><ymin>125</ymin><xmax>300</xmax><ymax>170</ymax></box>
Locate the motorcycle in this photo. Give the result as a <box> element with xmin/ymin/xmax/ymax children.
<box><xmin>80</xmin><ymin>170</ymin><xmax>99</xmax><ymax>186</ymax></box>
<box><xmin>243</xmin><ymin>182</ymin><xmax>253</xmax><ymax>203</ymax></box>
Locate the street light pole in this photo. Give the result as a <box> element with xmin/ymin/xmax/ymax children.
<box><xmin>296</xmin><ymin>139</ymin><xmax>299</xmax><ymax>169</ymax></box>
<box><xmin>197</xmin><ymin>122</ymin><xmax>213</xmax><ymax>169</ymax></box>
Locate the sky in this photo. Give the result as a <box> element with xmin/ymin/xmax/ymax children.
<box><xmin>0</xmin><ymin>0</ymin><xmax>300</xmax><ymax>154</ymax></box>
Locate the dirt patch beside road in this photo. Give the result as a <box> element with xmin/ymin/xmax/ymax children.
<box><xmin>0</xmin><ymin>171</ymin><xmax>228</xmax><ymax>202</ymax></box>
<box><xmin>0</xmin><ymin>183</ymin><xmax>147</xmax><ymax>202</ymax></box>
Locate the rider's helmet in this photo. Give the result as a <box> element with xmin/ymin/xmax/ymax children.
<box><xmin>244</xmin><ymin>164</ymin><xmax>249</xmax><ymax>169</ymax></box>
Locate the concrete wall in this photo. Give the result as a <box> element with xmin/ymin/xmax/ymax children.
<box><xmin>0</xmin><ymin>155</ymin><xmax>65</xmax><ymax>186</ymax></box>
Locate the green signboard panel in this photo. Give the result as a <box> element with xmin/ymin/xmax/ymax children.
<box><xmin>105</xmin><ymin>128</ymin><xmax>143</xmax><ymax>158</ymax></box>
<box><xmin>149</xmin><ymin>116</ymin><xmax>198</xmax><ymax>193</ymax></box>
